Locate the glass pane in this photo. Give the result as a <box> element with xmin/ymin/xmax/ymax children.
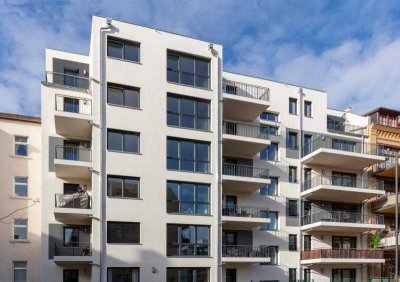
<box><xmin>197</xmin><ymin>101</ymin><xmax>209</xmax><ymax>118</ymax></box>
<box><xmin>167</xmin><ymin>139</ymin><xmax>179</xmax><ymax>158</ymax></box>
<box><xmin>15</xmin><ymin>185</ymin><xmax>28</xmax><ymax>197</ymax></box>
<box><xmin>167</xmin><ymin>96</ymin><xmax>179</xmax><ymax>113</ymax></box>
<box><xmin>181</xmin><ymin>183</ymin><xmax>195</xmax><ymax>201</ymax></box>
<box><xmin>196</xmin><ymin>143</ymin><xmax>209</xmax><ymax>161</ymax></box>
<box><xmin>123</xmin><ymin>223</ymin><xmax>139</xmax><ymax>243</ymax></box>
<box><xmin>167</xmin><ymin>182</ymin><xmax>179</xmax><ymax>213</ymax></box>
<box><xmin>167</xmin><ymin>113</ymin><xmax>180</xmax><ymax>127</ymax></box>
<box><xmin>108</xmin><ymin>87</ymin><xmax>124</xmax><ymax>105</ymax></box>
<box><xmin>108</xmin><ymin>177</ymin><xmax>123</xmax><ymax>197</ymax></box>
<box><xmin>197</xmin><ymin>226</ymin><xmax>209</xmax><ymax>244</ymax></box>
<box><xmin>124</xmin><ymin>44</ymin><xmax>139</xmax><ymax>62</ymax></box>
<box><xmin>108</xmin><ymin>41</ymin><xmax>123</xmax><ymax>58</ymax></box>
<box><xmin>181</xmin><ymin>115</ymin><xmax>195</xmax><ymax>128</ymax></box>
<box><xmin>196</xmin><ymin>203</ymin><xmax>209</xmax><ymax>215</ymax></box>
<box><xmin>124</xmin><ymin>178</ymin><xmax>139</xmax><ymax>198</ymax></box>
<box><xmin>14</xmin><ymin>226</ymin><xmax>27</xmax><ymax>240</ymax></box>
<box><xmin>167</xmin><ymin>69</ymin><xmax>179</xmax><ymax>83</ymax></box>
<box><xmin>167</xmin><ymin>159</ymin><xmax>179</xmax><ymax>170</ymax></box>
<box><xmin>180</xmin><ymin>57</ymin><xmax>195</xmax><ymax>74</ymax></box>
<box><xmin>197</xmin><ymin>117</ymin><xmax>209</xmax><ymax>131</ymax></box>
<box><xmin>196</xmin><ymin>185</ymin><xmax>209</xmax><ymax>202</ymax></box>
<box><xmin>181</xmin><ymin>202</ymin><xmax>195</xmax><ymax>214</ymax></box>
<box><xmin>181</xmin><ymin>73</ymin><xmax>195</xmax><ymax>86</ymax></box>
<box><xmin>197</xmin><ymin>269</ymin><xmax>209</xmax><ymax>282</ymax></box>
<box><xmin>15</xmin><ymin>144</ymin><xmax>28</xmax><ymax>156</ymax></box>
<box><xmin>124</xmin><ymin>88</ymin><xmax>140</xmax><ymax>108</ymax></box>
<box><xmin>64</xmin><ymin>97</ymin><xmax>79</xmax><ymax>113</ymax></box>
<box><xmin>167</xmin><ymin>54</ymin><xmax>179</xmax><ymax>71</ymax></box>
<box><xmin>14</xmin><ymin>269</ymin><xmax>27</xmax><ymax>282</ymax></box>
<box><xmin>15</xmin><ymin>136</ymin><xmax>28</xmax><ymax>143</ymax></box>
<box><xmin>108</xmin><ymin>131</ymin><xmax>123</xmax><ymax>151</ymax></box>
<box><xmin>181</xmin><ymin>226</ymin><xmax>195</xmax><ymax>244</ymax></box>
<box><xmin>124</xmin><ymin>133</ymin><xmax>139</xmax><ymax>153</ymax></box>
<box><xmin>196</xmin><ymin>60</ymin><xmax>209</xmax><ymax>76</ymax></box>
<box><xmin>196</xmin><ymin>75</ymin><xmax>209</xmax><ymax>88</ymax></box>
<box><xmin>181</xmin><ymin>142</ymin><xmax>195</xmax><ymax>161</ymax></box>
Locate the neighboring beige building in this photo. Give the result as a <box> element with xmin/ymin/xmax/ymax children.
<box><xmin>0</xmin><ymin>113</ymin><xmax>41</xmax><ymax>282</ymax></box>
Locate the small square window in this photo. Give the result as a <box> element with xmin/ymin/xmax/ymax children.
<box><xmin>15</xmin><ymin>136</ymin><xmax>28</xmax><ymax>156</ymax></box>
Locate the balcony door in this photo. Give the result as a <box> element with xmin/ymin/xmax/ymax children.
<box><xmin>225</xmin><ymin>196</ymin><xmax>237</xmax><ymax>215</ymax></box>
<box><xmin>332</xmin><ymin>236</ymin><xmax>356</xmax><ymax>249</ymax></box>
<box><xmin>64</xmin><ymin>226</ymin><xmax>80</xmax><ymax>247</ymax></box>
<box><xmin>332</xmin><ymin>268</ymin><xmax>356</xmax><ymax>282</ymax></box>
<box><xmin>332</xmin><ymin>171</ymin><xmax>356</xmax><ymax>187</ymax></box>
<box><xmin>64</xmin><ymin>68</ymin><xmax>79</xmax><ymax>87</ymax></box>
<box><xmin>223</xmin><ymin>231</ymin><xmax>237</xmax><ymax>246</ymax></box>
<box><xmin>226</xmin><ymin>269</ymin><xmax>236</xmax><ymax>282</ymax></box>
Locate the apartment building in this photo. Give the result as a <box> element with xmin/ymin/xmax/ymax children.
<box><xmin>41</xmin><ymin>15</ymin><xmax>388</xmax><ymax>282</ymax></box>
<box><xmin>0</xmin><ymin>113</ymin><xmax>41</xmax><ymax>282</ymax></box>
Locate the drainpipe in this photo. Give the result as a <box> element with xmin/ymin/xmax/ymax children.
<box><xmin>298</xmin><ymin>88</ymin><xmax>304</xmax><ymax>280</ymax></box>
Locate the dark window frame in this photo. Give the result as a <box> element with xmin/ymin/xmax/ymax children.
<box><xmin>107</xmin><ymin>267</ymin><xmax>140</xmax><ymax>282</ymax></box>
<box><xmin>304</xmin><ymin>100</ymin><xmax>312</xmax><ymax>117</ymax></box>
<box><xmin>289</xmin><ymin>166</ymin><xmax>298</xmax><ymax>183</ymax></box>
<box><xmin>107</xmin><ymin>129</ymin><xmax>140</xmax><ymax>154</ymax></box>
<box><xmin>167</xmin><ymin>224</ymin><xmax>210</xmax><ymax>257</ymax></box>
<box><xmin>107</xmin><ymin>36</ymin><xmax>140</xmax><ymax>63</ymax></box>
<box><xmin>289</xmin><ymin>234</ymin><xmax>297</xmax><ymax>251</ymax></box>
<box><xmin>107</xmin><ymin>175</ymin><xmax>140</xmax><ymax>199</ymax></box>
<box><xmin>107</xmin><ymin>221</ymin><xmax>140</xmax><ymax>244</ymax></box>
<box><xmin>289</xmin><ymin>98</ymin><xmax>298</xmax><ymax>115</ymax></box>
<box><xmin>167</xmin><ymin>181</ymin><xmax>210</xmax><ymax>215</ymax></box>
<box><xmin>260</xmin><ymin>177</ymin><xmax>279</xmax><ymax>196</ymax></box>
<box><xmin>166</xmin><ymin>267</ymin><xmax>210</xmax><ymax>282</ymax></box>
<box><xmin>287</xmin><ymin>131</ymin><xmax>298</xmax><ymax>150</ymax></box>
<box><xmin>288</xmin><ymin>200</ymin><xmax>299</xmax><ymax>217</ymax></box>
<box><xmin>107</xmin><ymin>83</ymin><xmax>140</xmax><ymax>109</ymax></box>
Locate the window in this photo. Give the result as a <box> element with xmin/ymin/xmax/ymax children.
<box><xmin>303</xmin><ymin>134</ymin><xmax>312</xmax><ymax>156</ymax></box>
<box><xmin>332</xmin><ymin>269</ymin><xmax>356</xmax><ymax>282</ymax></box>
<box><xmin>260</xmin><ymin>143</ymin><xmax>278</xmax><ymax>161</ymax></box>
<box><xmin>167</xmin><ymin>95</ymin><xmax>210</xmax><ymax>131</ymax></box>
<box><xmin>167</xmin><ymin>52</ymin><xmax>210</xmax><ymax>89</ymax></box>
<box><xmin>108</xmin><ymin>176</ymin><xmax>140</xmax><ymax>199</ymax></box>
<box><xmin>332</xmin><ymin>171</ymin><xmax>357</xmax><ymax>187</ymax></box>
<box><xmin>304</xmin><ymin>101</ymin><xmax>312</xmax><ymax>117</ymax></box>
<box><xmin>289</xmin><ymin>268</ymin><xmax>297</xmax><ymax>282</ymax></box>
<box><xmin>15</xmin><ymin>136</ymin><xmax>28</xmax><ymax>156</ymax></box>
<box><xmin>107</xmin><ymin>268</ymin><xmax>139</xmax><ymax>282</ymax></box>
<box><xmin>167</xmin><ymin>138</ymin><xmax>210</xmax><ymax>173</ymax></box>
<box><xmin>13</xmin><ymin>219</ymin><xmax>27</xmax><ymax>240</ymax></box>
<box><xmin>64</xmin><ymin>68</ymin><xmax>79</xmax><ymax>87</ymax></box>
<box><xmin>13</xmin><ymin>261</ymin><xmax>27</xmax><ymax>282</ymax></box>
<box><xmin>266</xmin><ymin>246</ymin><xmax>278</xmax><ymax>264</ymax></box>
<box><xmin>167</xmin><ymin>181</ymin><xmax>210</xmax><ymax>215</ymax></box>
<box><xmin>260</xmin><ymin>112</ymin><xmax>278</xmax><ymax>122</ymax></box>
<box><xmin>167</xmin><ymin>268</ymin><xmax>210</xmax><ymax>282</ymax></box>
<box><xmin>167</xmin><ymin>224</ymin><xmax>210</xmax><ymax>256</ymax></box>
<box><xmin>289</xmin><ymin>166</ymin><xmax>297</xmax><ymax>183</ymax></box>
<box><xmin>261</xmin><ymin>125</ymin><xmax>279</xmax><ymax>136</ymax></box>
<box><xmin>107</xmin><ymin>37</ymin><xmax>140</xmax><ymax>62</ymax></box>
<box><xmin>288</xmin><ymin>200</ymin><xmax>298</xmax><ymax>217</ymax></box>
<box><xmin>303</xmin><ymin>168</ymin><xmax>312</xmax><ymax>190</ymax></box>
<box><xmin>64</xmin><ymin>97</ymin><xmax>79</xmax><ymax>113</ymax></box>
<box><xmin>63</xmin><ymin>183</ymin><xmax>80</xmax><ymax>195</ymax></box>
<box><xmin>304</xmin><ymin>269</ymin><xmax>311</xmax><ymax>282</ymax></box>
<box><xmin>289</xmin><ymin>234</ymin><xmax>297</xmax><ymax>251</ymax></box>
<box><xmin>260</xmin><ymin>177</ymin><xmax>278</xmax><ymax>196</ymax></box>
<box><xmin>14</xmin><ymin>177</ymin><xmax>28</xmax><ymax>197</ymax></box>
<box><xmin>289</xmin><ymin>98</ymin><xmax>297</xmax><ymax>114</ymax></box>
<box><xmin>63</xmin><ymin>269</ymin><xmax>79</xmax><ymax>282</ymax></box>
<box><xmin>304</xmin><ymin>235</ymin><xmax>311</xmax><ymax>251</ymax></box>
<box><xmin>261</xmin><ymin>211</ymin><xmax>278</xmax><ymax>231</ymax></box>
<box><xmin>332</xmin><ymin>139</ymin><xmax>356</xmax><ymax>152</ymax></box>
<box><xmin>107</xmin><ymin>222</ymin><xmax>140</xmax><ymax>244</ymax></box>
<box><xmin>107</xmin><ymin>129</ymin><xmax>140</xmax><ymax>153</ymax></box>
<box><xmin>64</xmin><ymin>226</ymin><xmax>79</xmax><ymax>246</ymax></box>
<box><xmin>108</xmin><ymin>84</ymin><xmax>140</xmax><ymax>109</ymax></box>
<box><xmin>287</xmin><ymin>132</ymin><xmax>298</xmax><ymax>150</ymax></box>
<box><xmin>225</xmin><ymin>269</ymin><xmax>236</xmax><ymax>282</ymax></box>
<box><xmin>332</xmin><ymin>236</ymin><xmax>357</xmax><ymax>249</ymax></box>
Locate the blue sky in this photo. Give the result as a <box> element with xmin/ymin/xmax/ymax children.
<box><xmin>1</xmin><ymin>0</ymin><xmax>400</xmax><ymax>116</ymax></box>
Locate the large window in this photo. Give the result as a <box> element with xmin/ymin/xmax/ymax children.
<box><xmin>167</xmin><ymin>138</ymin><xmax>210</xmax><ymax>173</ymax></box>
<box><xmin>14</xmin><ymin>177</ymin><xmax>28</xmax><ymax>197</ymax></box>
<box><xmin>108</xmin><ymin>129</ymin><xmax>140</xmax><ymax>153</ymax></box>
<box><xmin>167</xmin><ymin>52</ymin><xmax>210</xmax><ymax>89</ymax></box>
<box><xmin>167</xmin><ymin>95</ymin><xmax>210</xmax><ymax>131</ymax></box>
<box><xmin>107</xmin><ymin>268</ymin><xmax>139</xmax><ymax>282</ymax></box>
<box><xmin>108</xmin><ymin>176</ymin><xmax>140</xmax><ymax>199</ymax></box>
<box><xmin>108</xmin><ymin>83</ymin><xmax>140</xmax><ymax>109</ymax></box>
<box><xmin>289</xmin><ymin>234</ymin><xmax>297</xmax><ymax>251</ymax></box>
<box><xmin>288</xmin><ymin>200</ymin><xmax>298</xmax><ymax>217</ymax></box>
<box><xmin>13</xmin><ymin>261</ymin><xmax>27</xmax><ymax>282</ymax></box>
<box><xmin>13</xmin><ymin>219</ymin><xmax>27</xmax><ymax>240</ymax></box>
<box><xmin>289</xmin><ymin>98</ymin><xmax>297</xmax><ymax>115</ymax></box>
<box><xmin>167</xmin><ymin>268</ymin><xmax>209</xmax><ymax>282</ymax></box>
<box><xmin>107</xmin><ymin>37</ymin><xmax>140</xmax><ymax>63</ymax></box>
<box><xmin>260</xmin><ymin>143</ymin><xmax>278</xmax><ymax>161</ymax></box>
<box><xmin>15</xmin><ymin>136</ymin><xmax>28</xmax><ymax>156</ymax></box>
<box><xmin>167</xmin><ymin>224</ymin><xmax>210</xmax><ymax>256</ymax></box>
<box><xmin>167</xmin><ymin>181</ymin><xmax>210</xmax><ymax>215</ymax></box>
<box><xmin>332</xmin><ymin>139</ymin><xmax>356</xmax><ymax>152</ymax></box>
<box><xmin>260</xmin><ymin>177</ymin><xmax>278</xmax><ymax>196</ymax></box>
<box><xmin>107</xmin><ymin>222</ymin><xmax>140</xmax><ymax>244</ymax></box>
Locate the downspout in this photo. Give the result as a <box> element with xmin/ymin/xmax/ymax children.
<box><xmin>298</xmin><ymin>88</ymin><xmax>304</xmax><ymax>280</ymax></box>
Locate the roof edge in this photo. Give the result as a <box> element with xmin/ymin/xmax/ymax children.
<box><xmin>0</xmin><ymin>112</ymin><xmax>41</xmax><ymax>124</ymax></box>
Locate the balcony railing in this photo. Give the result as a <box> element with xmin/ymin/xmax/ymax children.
<box><xmin>223</xmin><ymin>79</ymin><xmax>270</xmax><ymax>101</ymax></box>
<box><xmin>371</xmin><ymin>192</ymin><xmax>400</xmax><ymax>211</ymax></box>
<box><xmin>223</xmin><ymin>163</ymin><xmax>269</xmax><ymax>179</ymax></box>
<box><xmin>45</xmin><ymin>71</ymin><xmax>89</xmax><ymax>90</ymax></box>
<box><xmin>55</xmin><ymin>193</ymin><xmax>91</xmax><ymax>209</ymax></box>
<box><xmin>302</xmin><ymin>211</ymin><xmax>384</xmax><ymax>226</ymax></box>
<box><xmin>302</xmin><ymin>175</ymin><xmax>384</xmax><ymax>192</ymax></box>
<box><xmin>301</xmin><ymin>248</ymin><xmax>383</xmax><ymax>260</ymax></box>
<box><xmin>54</xmin><ymin>242</ymin><xmax>92</xmax><ymax>256</ymax></box>
<box><xmin>55</xmin><ymin>95</ymin><xmax>92</xmax><ymax>115</ymax></box>
<box><xmin>55</xmin><ymin>146</ymin><xmax>91</xmax><ymax>162</ymax></box>
<box><xmin>327</xmin><ymin>123</ymin><xmax>365</xmax><ymax>136</ymax></box>
<box><xmin>222</xmin><ymin>205</ymin><xmax>266</xmax><ymax>218</ymax></box>
<box><xmin>222</xmin><ymin>245</ymin><xmax>269</xmax><ymax>257</ymax></box>
<box><xmin>373</xmin><ymin>157</ymin><xmax>399</xmax><ymax>174</ymax></box>
<box><xmin>223</xmin><ymin>120</ymin><xmax>269</xmax><ymax>140</ymax></box>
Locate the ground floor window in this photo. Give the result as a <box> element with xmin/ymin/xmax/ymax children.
<box><xmin>332</xmin><ymin>269</ymin><xmax>356</xmax><ymax>282</ymax></box>
<box><xmin>63</xmin><ymin>269</ymin><xmax>79</xmax><ymax>282</ymax></box>
<box><xmin>107</xmin><ymin>268</ymin><xmax>139</xmax><ymax>282</ymax></box>
<box><xmin>167</xmin><ymin>268</ymin><xmax>209</xmax><ymax>282</ymax></box>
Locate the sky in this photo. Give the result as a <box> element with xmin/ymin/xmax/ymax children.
<box><xmin>1</xmin><ymin>0</ymin><xmax>400</xmax><ymax>116</ymax></box>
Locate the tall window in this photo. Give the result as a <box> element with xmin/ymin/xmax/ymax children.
<box><xmin>289</xmin><ymin>234</ymin><xmax>297</xmax><ymax>251</ymax></box>
<box><xmin>108</xmin><ymin>83</ymin><xmax>140</xmax><ymax>109</ymax></box>
<box><xmin>14</xmin><ymin>177</ymin><xmax>28</xmax><ymax>197</ymax></box>
<box><xmin>289</xmin><ymin>269</ymin><xmax>297</xmax><ymax>282</ymax></box>
<box><xmin>167</xmin><ymin>138</ymin><xmax>210</xmax><ymax>173</ymax></box>
<box><xmin>304</xmin><ymin>235</ymin><xmax>312</xmax><ymax>251</ymax></box>
<box><xmin>107</xmin><ymin>176</ymin><xmax>140</xmax><ymax>199</ymax></box>
<box><xmin>304</xmin><ymin>269</ymin><xmax>311</xmax><ymax>282</ymax></box>
<box><xmin>64</xmin><ymin>226</ymin><xmax>79</xmax><ymax>246</ymax></box>
<box><xmin>167</xmin><ymin>224</ymin><xmax>210</xmax><ymax>256</ymax></box>
<box><xmin>107</xmin><ymin>37</ymin><xmax>140</xmax><ymax>62</ymax></box>
<box><xmin>107</xmin><ymin>129</ymin><xmax>140</xmax><ymax>153</ymax></box>
<box><xmin>266</xmin><ymin>246</ymin><xmax>278</xmax><ymax>264</ymax></box>
<box><xmin>260</xmin><ymin>143</ymin><xmax>278</xmax><ymax>161</ymax></box>
<box><xmin>14</xmin><ymin>219</ymin><xmax>28</xmax><ymax>240</ymax></box>
<box><xmin>167</xmin><ymin>52</ymin><xmax>210</xmax><ymax>89</ymax></box>
<box><xmin>260</xmin><ymin>177</ymin><xmax>278</xmax><ymax>196</ymax></box>
<box><xmin>107</xmin><ymin>268</ymin><xmax>139</xmax><ymax>282</ymax></box>
<box><xmin>261</xmin><ymin>211</ymin><xmax>278</xmax><ymax>231</ymax></box>
<box><xmin>289</xmin><ymin>166</ymin><xmax>297</xmax><ymax>183</ymax></box>
<box><xmin>288</xmin><ymin>200</ymin><xmax>298</xmax><ymax>217</ymax></box>
<box><xmin>167</xmin><ymin>95</ymin><xmax>210</xmax><ymax>131</ymax></box>
<box><xmin>167</xmin><ymin>181</ymin><xmax>210</xmax><ymax>215</ymax></box>
<box><xmin>304</xmin><ymin>101</ymin><xmax>312</xmax><ymax>117</ymax></box>
<box><xmin>289</xmin><ymin>98</ymin><xmax>297</xmax><ymax>114</ymax></box>
<box><xmin>13</xmin><ymin>261</ymin><xmax>27</xmax><ymax>282</ymax></box>
<box><xmin>287</xmin><ymin>132</ymin><xmax>298</xmax><ymax>149</ymax></box>
<box><xmin>167</xmin><ymin>268</ymin><xmax>210</xmax><ymax>282</ymax></box>
<box><xmin>107</xmin><ymin>222</ymin><xmax>140</xmax><ymax>244</ymax></box>
<box><xmin>303</xmin><ymin>134</ymin><xmax>312</xmax><ymax>156</ymax></box>
<box><xmin>15</xmin><ymin>136</ymin><xmax>28</xmax><ymax>156</ymax></box>
<box><xmin>260</xmin><ymin>112</ymin><xmax>279</xmax><ymax>122</ymax></box>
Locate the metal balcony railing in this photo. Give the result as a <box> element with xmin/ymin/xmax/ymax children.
<box><xmin>223</xmin><ymin>79</ymin><xmax>270</xmax><ymax>101</ymax></box>
<box><xmin>302</xmin><ymin>175</ymin><xmax>384</xmax><ymax>192</ymax></box>
<box><xmin>55</xmin><ymin>193</ymin><xmax>91</xmax><ymax>209</ymax></box>
<box><xmin>373</xmin><ymin>157</ymin><xmax>399</xmax><ymax>174</ymax></box>
<box><xmin>301</xmin><ymin>248</ymin><xmax>383</xmax><ymax>260</ymax></box>
<box><xmin>327</xmin><ymin>123</ymin><xmax>365</xmax><ymax>136</ymax></box>
<box><xmin>44</xmin><ymin>71</ymin><xmax>89</xmax><ymax>90</ymax></box>
<box><xmin>222</xmin><ymin>245</ymin><xmax>269</xmax><ymax>258</ymax></box>
<box><xmin>223</xmin><ymin>120</ymin><xmax>269</xmax><ymax>140</ymax></box>
<box><xmin>55</xmin><ymin>146</ymin><xmax>91</xmax><ymax>162</ymax></box>
<box><xmin>302</xmin><ymin>211</ymin><xmax>384</xmax><ymax>226</ymax></box>
<box><xmin>371</xmin><ymin>192</ymin><xmax>400</xmax><ymax>211</ymax></box>
<box><xmin>222</xmin><ymin>205</ymin><xmax>266</xmax><ymax>218</ymax></box>
<box><xmin>54</xmin><ymin>242</ymin><xmax>92</xmax><ymax>256</ymax></box>
<box><xmin>55</xmin><ymin>94</ymin><xmax>92</xmax><ymax>115</ymax></box>
<box><xmin>223</xmin><ymin>163</ymin><xmax>269</xmax><ymax>179</ymax></box>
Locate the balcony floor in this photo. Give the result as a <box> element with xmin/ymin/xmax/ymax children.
<box><xmin>223</xmin><ymin>134</ymin><xmax>270</xmax><ymax>158</ymax></box>
<box><xmin>301</xmin><ymin>258</ymin><xmax>385</xmax><ymax>265</ymax></box>
<box><xmin>54</xmin><ymin>208</ymin><xmax>92</xmax><ymax>224</ymax></box>
<box><xmin>223</xmin><ymin>94</ymin><xmax>269</xmax><ymax>122</ymax></box>
<box><xmin>222</xmin><ymin>256</ymin><xmax>271</xmax><ymax>264</ymax></box>
<box><xmin>222</xmin><ymin>175</ymin><xmax>270</xmax><ymax>193</ymax></box>
<box><xmin>53</xmin><ymin>256</ymin><xmax>93</xmax><ymax>265</ymax></box>
<box><xmin>54</xmin><ymin>159</ymin><xmax>92</xmax><ymax>179</ymax></box>
<box><xmin>301</xmin><ymin>222</ymin><xmax>385</xmax><ymax>232</ymax></box>
<box><xmin>55</xmin><ymin>113</ymin><xmax>92</xmax><ymax>140</ymax></box>
<box><xmin>222</xmin><ymin>216</ymin><xmax>270</xmax><ymax>230</ymax></box>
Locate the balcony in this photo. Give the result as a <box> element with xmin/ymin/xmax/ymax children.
<box><xmin>54</xmin><ymin>193</ymin><xmax>92</xmax><ymax>223</ymax></box>
<box><xmin>223</xmin><ymin>120</ymin><xmax>270</xmax><ymax>158</ymax></box>
<box><xmin>222</xmin><ymin>163</ymin><xmax>270</xmax><ymax>193</ymax></box>
<box><xmin>54</xmin><ymin>95</ymin><xmax>92</xmax><ymax>139</ymax></box>
<box><xmin>53</xmin><ymin>242</ymin><xmax>92</xmax><ymax>264</ymax></box>
<box><xmin>327</xmin><ymin>123</ymin><xmax>365</xmax><ymax>136</ymax></box>
<box><xmin>373</xmin><ymin>157</ymin><xmax>400</xmax><ymax>178</ymax></box>
<box><xmin>371</xmin><ymin>192</ymin><xmax>400</xmax><ymax>213</ymax></box>
<box><xmin>222</xmin><ymin>206</ymin><xmax>270</xmax><ymax>229</ymax></box>
<box><xmin>381</xmin><ymin>231</ymin><xmax>400</xmax><ymax>250</ymax></box>
<box><xmin>301</xmin><ymin>176</ymin><xmax>385</xmax><ymax>203</ymax></box>
<box><xmin>302</xmin><ymin>136</ymin><xmax>385</xmax><ymax>170</ymax></box>
<box><xmin>301</xmin><ymin>211</ymin><xmax>384</xmax><ymax>232</ymax></box>
<box><xmin>222</xmin><ymin>79</ymin><xmax>270</xmax><ymax>122</ymax></box>
<box><xmin>54</xmin><ymin>146</ymin><xmax>92</xmax><ymax>179</ymax></box>
<box><xmin>44</xmin><ymin>71</ymin><xmax>89</xmax><ymax>91</ymax></box>
<box><xmin>301</xmin><ymin>249</ymin><xmax>384</xmax><ymax>265</ymax></box>
<box><xmin>222</xmin><ymin>245</ymin><xmax>271</xmax><ymax>264</ymax></box>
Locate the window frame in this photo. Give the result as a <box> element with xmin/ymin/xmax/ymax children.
<box><xmin>166</xmin><ymin>267</ymin><xmax>210</xmax><ymax>282</ymax></box>
<box><xmin>260</xmin><ymin>142</ymin><xmax>279</xmax><ymax>161</ymax></box>
<box><xmin>13</xmin><ymin>261</ymin><xmax>27</xmax><ymax>282</ymax></box>
<box><xmin>289</xmin><ymin>234</ymin><xmax>297</xmax><ymax>251</ymax></box>
<box><xmin>288</xmin><ymin>200</ymin><xmax>299</xmax><ymax>217</ymax></box>
<box><xmin>260</xmin><ymin>177</ymin><xmax>279</xmax><ymax>196</ymax></box>
<box><xmin>260</xmin><ymin>112</ymin><xmax>279</xmax><ymax>122</ymax></box>
<box><xmin>289</xmin><ymin>98</ymin><xmax>298</xmax><ymax>115</ymax></box>
<box><xmin>289</xmin><ymin>166</ymin><xmax>298</xmax><ymax>183</ymax></box>
<box><xmin>304</xmin><ymin>100</ymin><xmax>312</xmax><ymax>117</ymax></box>
<box><xmin>107</xmin><ymin>129</ymin><xmax>140</xmax><ymax>154</ymax></box>
<box><xmin>166</xmin><ymin>224</ymin><xmax>210</xmax><ymax>257</ymax></box>
<box><xmin>107</xmin><ymin>83</ymin><xmax>140</xmax><ymax>109</ymax></box>
<box><xmin>289</xmin><ymin>268</ymin><xmax>297</xmax><ymax>282</ymax></box>
<box><xmin>13</xmin><ymin>218</ymin><xmax>28</xmax><ymax>241</ymax></box>
<box><xmin>107</xmin><ymin>175</ymin><xmax>140</xmax><ymax>199</ymax></box>
<box><xmin>287</xmin><ymin>132</ymin><xmax>298</xmax><ymax>150</ymax></box>
<box><xmin>107</xmin><ymin>221</ymin><xmax>141</xmax><ymax>244</ymax></box>
<box><xmin>107</xmin><ymin>36</ymin><xmax>140</xmax><ymax>63</ymax></box>
<box><xmin>14</xmin><ymin>177</ymin><xmax>28</xmax><ymax>197</ymax></box>
<box><xmin>14</xmin><ymin>135</ymin><xmax>28</xmax><ymax>157</ymax></box>
<box><xmin>107</xmin><ymin>267</ymin><xmax>140</xmax><ymax>282</ymax></box>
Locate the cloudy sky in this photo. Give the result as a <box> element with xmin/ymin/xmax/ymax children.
<box><xmin>1</xmin><ymin>0</ymin><xmax>400</xmax><ymax>116</ymax></box>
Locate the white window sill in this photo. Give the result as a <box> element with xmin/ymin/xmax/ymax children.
<box><xmin>10</xmin><ymin>240</ymin><xmax>30</xmax><ymax>243</ymax></box>
<box><xmin>10</xmin><ymin>155</ymin><xmax>32</xmax><ymax>160</ymax></box>
<box><xmin>10</xmin><ymin>196</ymin><xmax>31</xmax><ymax>200</ymax></box>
